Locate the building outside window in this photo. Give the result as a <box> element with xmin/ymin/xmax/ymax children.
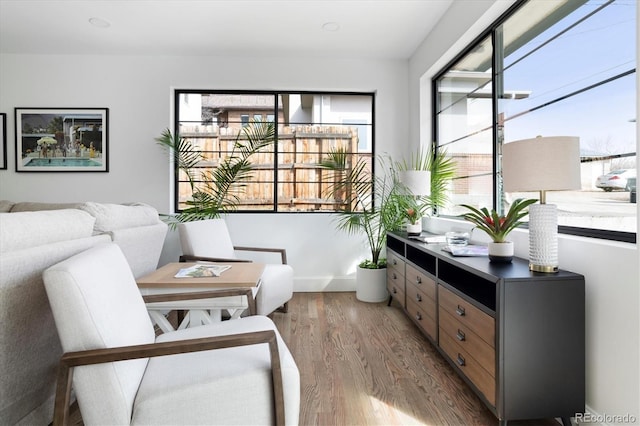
<box><xmin>434</xmin><ymin>0</ymin><xmax>636</xmax><ymax>242</ymax></box>
<box><xmin>174</xmin><ymin>91</ymin><xmax>374</xmax><ymax>213</ymax></box>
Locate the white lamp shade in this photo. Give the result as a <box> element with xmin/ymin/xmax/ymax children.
<box><xmin>398</xmin><ymin>170</ymin><xmax>431</xmax><ymax>196</ymax></box>
<box><xmin>502</xmin><ymin>136</ymin><xmax>581</xmax><ymax>192</ymax></box>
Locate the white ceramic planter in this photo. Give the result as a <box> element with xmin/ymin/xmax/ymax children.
<box><xmin>406</xmin><ymin>222</ymin><xmax>422</xmax><ymax>235</ymax></box>
<box><xmin>488</xmin><ymin>241</ymin><xmax>514</xmax><ymax>263</ymax></box>
<box><xmin>356</xmin><ymin>266</ymin><xmax>388</xmax><ymax>303</ymax></box>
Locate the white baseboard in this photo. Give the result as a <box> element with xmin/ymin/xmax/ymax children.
<box><xmin>293</xmin><ymin>276</ymin><xmax>356</xmax><ymax>292</ymax></box>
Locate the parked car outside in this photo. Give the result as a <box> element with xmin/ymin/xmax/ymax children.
<box><xmin>595</xmin><ymin>169</ymin><xmax>637</xmax><ymax>192</ymax></box>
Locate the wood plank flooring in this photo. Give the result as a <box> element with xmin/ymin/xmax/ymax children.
<box><xmin>68</xmin><ymin>292</ymin><xmax>561</xmax><ymax>425</ymax></box>
<box><xmin>272</xmin><ymin>292</ymin><xmax>559</xmax><ymax>426</ymax></box>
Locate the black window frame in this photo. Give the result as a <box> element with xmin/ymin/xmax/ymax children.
<box><xmin>172</xmin><ymin>89</ymin><xmax>376</xmax><ymax>214</ymax></box>
<box><xmin>432</xmin><ymin>0</ymin><xmax>636</xmax><ymax>244</ymax></box>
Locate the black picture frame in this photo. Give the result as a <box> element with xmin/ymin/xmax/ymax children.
<box><xmin>15</xmin><ymin>108</ymin><xmax>109</xmax><ymax>172</ymax></box>
<box><xmin>0</xmin><ymin>113</ymin><xmax>6</xmax><ymax>170</ymax></box>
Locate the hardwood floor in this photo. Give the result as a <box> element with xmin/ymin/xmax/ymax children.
<box><xmin>272</xmin><ymin>292</ymin><xmax>559</xmax><ymax>426</ymax></box>
<box><xmin>68</xmin><ymin>292</ymin><xmax>561</xmax><ymax>425</ymax></box>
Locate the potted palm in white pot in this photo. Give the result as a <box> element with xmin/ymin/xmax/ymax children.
<box><xmin>320</xmin><ymin>148</ymin><xmax>455</xmax><ymax>302</ymax></box>
<box><xmin>320</xmin><ymin>149</ymin><xmax>406</xmax><ymax>302</ymax></box>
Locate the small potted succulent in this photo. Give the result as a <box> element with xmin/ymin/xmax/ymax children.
<box><xmin>459</xmin><ymin>198</ymin><xmax>537</xmax><ymax>262</ymax></box>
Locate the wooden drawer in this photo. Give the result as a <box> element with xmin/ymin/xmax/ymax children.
<box><xmin>405</xmin><ymin>264</ymin><xmax>436</xmax><ymax>301</ymax></box>
<box><xmin>440</xmin><ymin>331</ymin><xmax>496</xmax><ymax>406</ymax></box>
<box><xmin>387</xmin><ymin>273</ymin><xmax>405</xmax><ymax>307</ymax></box>
<box><xmin>387</xmin><ymin>251</ymin><xmax>405</xmax><ymax>274</ymax></box>
<box><xmin>387</xmin><ymin>264</ymin><xmax>404</xmax><ymax>283</ymax></box>
<box><xmin>406</xmin><ymin>283</ymin><xmax>436</xmax><ymax>320</ymax></box>
<box><xmin>439</xmin><ymin>285</ymin><xmax>495</xmax><ymax>347</ymax></box>
<box><xmin>439</xmin><ymin>308</ymin><xmax>495</xmax><ymax>377</ymax></box>
<box><xmin>406</xmin><ymin>297</ymin><xmax>437</xmax><ymax>340</ymax></box>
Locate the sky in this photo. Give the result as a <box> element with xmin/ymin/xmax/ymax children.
<box><xmin>501</xmin><ymin>0</ymin><xmax>636</xmax><ymax>155</ymax></box>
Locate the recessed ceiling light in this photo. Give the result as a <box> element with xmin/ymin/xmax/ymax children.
<box><xmin>322</xmin><ymin>22</ymin><xmax>340</xmax><ymax>32</ymax></box>
<box><xmin>89</xmin><ymin>17</ymin><xmax>111</xmax><ymax>28</ymax></box>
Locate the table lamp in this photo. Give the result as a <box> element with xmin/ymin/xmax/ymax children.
<box><xmin>398</xmin><ymin>170</ymin><xmax>431</xmax><ymax>235</ymax></box>
<box><xmin>502</xmin><ymin>136</ymin><xmax>581</xmax><ymax>272</ymax></box>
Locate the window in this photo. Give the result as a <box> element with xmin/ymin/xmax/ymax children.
<box><xmin>434</xmin><ymin>0</ymin><xmax>636</xmax><ymax>242</ymax></box>
<box><xmin>174</xmin><ymin>90</ymin><xmax>375</xmax><ymax>213</ymax></box>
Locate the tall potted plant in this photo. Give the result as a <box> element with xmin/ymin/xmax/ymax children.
<box><xmin>320</xmin><ymin>149</ymin><xmax>405</xmax><ymax>302</ymax></box>
<box><xmin>155</xmin><ymin>120</ymin><xmax>274</xmax><ymax>227</ymax></box>
<box><xmin>320</xmin><ymin>147</ymin><xmax>455</xmax><ymax>302</ymax></box>
<box><xmin>459</xmin><ymin>198</ymin><xmax>537</xmax><ymax>262</ymax></box>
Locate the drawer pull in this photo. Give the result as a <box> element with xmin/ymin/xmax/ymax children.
<box><xmin>392</xmin><ymin>287</ymin><xmax>397</xmax><ymax>294</ymax></box>
<box><xmin>415</xmin><ymin>312</ymin><xmax>422</xmax><ymax>321</ymax></box>
<box><xmin>416</xmin><ymin>294</ymin><xmax>422</xmax><ymax>302</ymax></box>
<box><xmin>457</xmin><ymin>354</ymin><xmax>466</xmax><ymax>367</ymax></box>
<box><xmin>456</xmin><ymin>305</ymin><xmax>466</xmax><ymax>316</ymax></box>
<box><xmin>392</xmin><ymin>259</ymin><xmax>398</xmax><ymax>265</ymax></box>
<box><xmin>416</xmin><ymin>276</ymin><xmax>422</xmax><ymax>284</ymax></box>
<box><xmin>392</xmin><ymin>272</ymin><xmax>397</xmax><ymax>280</ymax></box>
<box><xmin>456</xmin><ymin>329</ymin><xmax>466</xmax><ymax>341</ymax></box>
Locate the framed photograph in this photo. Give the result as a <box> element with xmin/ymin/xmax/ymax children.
<box><xmin>0</xmin><ymin>113</ymin><xmax>6</xmax><ymax>170</ymax></box>
<box><xmin>15</xmin><ymin>108</ymin><xmax>108</xmax><ymax>172</ymax></box>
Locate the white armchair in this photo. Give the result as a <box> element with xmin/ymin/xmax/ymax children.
<box><xmin>178</xmin><ymin>219</ymin><xmax>294</xmax><ymax>316</ymax></box>
<box><xmin>43</xmin><ymin>243</ymin><xmax>300</xmax><ymax>425</ymax></box>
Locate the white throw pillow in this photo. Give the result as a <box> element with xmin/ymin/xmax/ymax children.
<box><xmin>79</xmin><ymin>202</ymin><xmax>160</xmax><ymax>233</ymax></box>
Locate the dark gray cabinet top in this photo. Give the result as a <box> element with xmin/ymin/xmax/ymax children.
<box><xmin>388</xmin><ymin>231</ymin><xmax>585</xmax><ymax>314</ymax></box>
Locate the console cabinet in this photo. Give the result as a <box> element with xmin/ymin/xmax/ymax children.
<box><xmin>386</xmin><ymin>232</ymin><xmax>585</xmax><ymax>425</ymax></box>
<box><xmin>386</xmin><ymin>250</ymin><xmax>405</xmax><ymax>308</ymax></box>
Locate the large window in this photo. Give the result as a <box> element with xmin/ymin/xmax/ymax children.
<box><xmin>434</xmin><ymin>0</ymin><xmax>636</xmax><ymax>242</ymax></box>
<box><xmin>174</xmin><ymin>91</ymin><xmax>374</xmax><ymax>213</ymax></box>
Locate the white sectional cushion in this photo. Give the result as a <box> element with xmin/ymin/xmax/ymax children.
<box><xmin>109</xmin><ymin>223</ymin><xmax>168</xmax><ymax>278</ymax></box>
<box><xmin>0</xmin><ymin>234</ymin><xmax>110</xmax><ymax>425</ymax></box>
<box><xmin>79</xmin><ymin>202</ymin><xmax>161</xmax><ymax>233</ymax></box>
<box><xmin>9</xmin><ymin>201</ymin><xmax>84</xmax><ymax>212</ymax></box>
<box><xmin>0</xmin><ymin>210</ymin><xmax>95</xmax><ymax>253</ymax></box>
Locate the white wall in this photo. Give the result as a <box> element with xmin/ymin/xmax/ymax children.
<box><xmin>0</xmin><ymin>53</ymin><xmax>410</xmax><ymax>292</ymax></box>
<box><xmin>1</xmin><ymin>1</ymin><xmax>638</xmax><ymax>422</ymax></box>
<box><xmin>410</xmin><ymin>1</ymin><xmax>640</xmax><ymax>424</ymax></box>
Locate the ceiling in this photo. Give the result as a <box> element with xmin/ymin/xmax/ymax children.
<box><xmin>0</xmin><ymin>0</ymin><xmax>453</xmax><ymax>59</ymax></box>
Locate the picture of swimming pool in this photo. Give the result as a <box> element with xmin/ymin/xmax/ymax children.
<box><xmin>24</xmin><ymin>158</ymin><xmax>102</xmax><ymax>167</ymax></box>
<box><xmin>15</xmin><ymin>108</ymin><xmax>109</xmax><ymax>172</ymax></box>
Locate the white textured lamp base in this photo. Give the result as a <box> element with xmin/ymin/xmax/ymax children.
<box><xmin>528</xmin><ymin>204</ymin><xmax>559</xmax><ymax>273</ymax></box>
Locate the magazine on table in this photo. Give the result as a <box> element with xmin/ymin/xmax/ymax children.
<box><xmin>174</xmin><ymin>263</ymin><xmax>231</xmax><ymax>278</ymax></box>
<box><xmin>441</xmin><ymin>245</ymin><xmax>489</xmax><ymax>257</ymax></box>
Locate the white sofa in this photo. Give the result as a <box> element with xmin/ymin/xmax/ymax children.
<box><xmin>0</xmin><ymin>201</ymin><xmax>168</xmax><ymax>425</ymax></box>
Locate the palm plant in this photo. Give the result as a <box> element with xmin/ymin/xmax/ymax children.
<box><xmin>320</xmin><ymin>149</ymin><xmax>406</xmax><ymax>269</ymax></box>
<box><xmin>155</xmin><ymin>120</ymin><xmax>274</xmax><ymax>228</ymax></box>
<box><xmin>393</xmin><ymin>147</ymin><xmax>457</xmax><ymax>218</ymax></box>
<box><xmin>320</xmin><ymin>147</ymin><xmax>457</xmax><ymax>268</ymax></box>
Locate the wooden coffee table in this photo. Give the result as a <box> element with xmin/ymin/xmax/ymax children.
<box><xmin>136</xmin><ymin>262</ymin><xmax>265</xmax><ymax>332</ymax></box>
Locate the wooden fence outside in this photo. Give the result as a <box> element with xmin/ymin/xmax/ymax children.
<box><xmin>177</xmin><ymin>125</ymin><xmax>366</xmax><ymax>212</ymax></box>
